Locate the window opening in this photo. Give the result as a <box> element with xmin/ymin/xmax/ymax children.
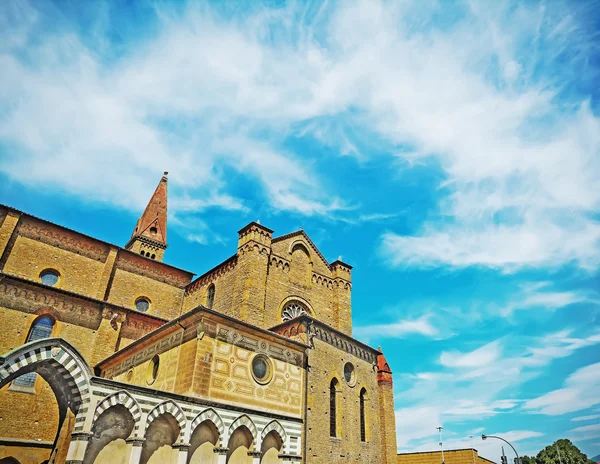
<box><xmin>40</xmin><ymin>269</ymin><xmax>59</xmax><ymax>286</ymax></box>
<box><xmin>13</xmin><ymin>316</ymin><xmax>55</xmax><ymax>388</ymax></box>
<box><xmin>330</xmin><ymin>379</ymin><xmax>338</xmax><ymax>437</ymax></box>
<box><xmin>360</xmin><ymin>389</ymin><xmax>367</xmax><ymax>442</ymax></box>
<box><xmin>206</xmin><ymin>284</ymin><xmax>215</xmax><ymax>309</ymax></box>
<box><xmin>135</xmin><ymin>297</ymin><xmax>150</xmax><ymax>312</ymax></box>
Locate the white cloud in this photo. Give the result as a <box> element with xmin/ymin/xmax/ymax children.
<box><xmin>446</xmin><ymin>399</ymin><xmax>520</xmax><ymax>416</ymax></box>
<box><xmin>524</xmin><ymin>362</ymin><xmax>600</xmax><ymax>415</ymax></box>
<box><xmin>439</xmin><ymin>341</ymin><xmax>502</xmax><ymax>368</ymax></box>
<box><xmin>1</xmin><ymin>0</ymin><xmax>598</xmax><ymax>259</ymax></box>
<box><xmin>499</xmin><ymin>282</ymin><xmax>588</xmax><ymax>317</ymax></box>
<box><xmin>571</xmin><ymin>415</ymin><xmax>600</xmax><ymax>422</ymax></box>
<box><xmin>354</xmin><ymin>314</ymin><xmax>438</xmax><ymax>341</ymax></box>
<box><xmin>394</xmin><ymin>329</ymin><xmax>600</xmax><ymax>451</ymax></box>
<box><xmin>568</xmin><ymin>424</ymin><xmax>600</xmax><ymax>442</ymax></box>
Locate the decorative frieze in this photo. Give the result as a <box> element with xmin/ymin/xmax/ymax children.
<box><xmin>18</xmin><ymin>218</ymin><xmax>110</xmax><ymax>262</ymax></box>
<box><xmin>115</xmin><ymin>252</ymin><xmax>191</xmax><ymax>288</ymax></box>
<box><xmin>102</xmin><ymin>330</ymin><xmax>183</xmax><ymax>378</ymax></box>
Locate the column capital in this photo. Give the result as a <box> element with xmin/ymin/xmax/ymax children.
<box><xmin>126</xmin><ymin>437</ymin><xmax>146</xmax><ymax>446</ymax></box>
<box><xmin>213</xmin><ymin>447</ymin><xmax>229</xmax><ymax>455</ymax></box>
<box><xmin>279</xmin><ymin>454</ymin><xmax>303</xmax><ymax>462</ymax></box>
<box><xmin>248</xmin><ymin>451</ymin><xmax>262</xmax><ymax>457</ymax></box>
<box><xmin>70</xmin><ymin>432</ymin><xmax>92</xmax><ymax>442</ymax></box>
<box><xmin>173</xmin><ymin>442</ymin><xmax>191</xmax><ymax>450</ymax></box>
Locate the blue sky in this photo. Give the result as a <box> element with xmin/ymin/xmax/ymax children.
<box><xmin>1</xmin><ymin>0</ymin><xmax>600</xmax><ymax>460</ymax></box>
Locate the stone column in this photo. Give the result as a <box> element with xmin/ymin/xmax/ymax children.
<box><xmin>125</xmin><ymin>438</ymin><xmax>146</xmax><ymax>464</ymax></box>
<box><xmin>279</xmin><ymin>453</ymin><xmax>303</xmax><ymax>464</ymax></box>
<box><xmin>248</xmin><ymin>450</ymin><xmax>262</xmax><ymax>464</ymax></box>
<box><xmin>173</xmin><ymin>442</ymin><xmax>191</xmax><ymax>464</ymax></box>
<box><xmin>65</xmin><ymin>431</ymin><xmax>92</xmax><ymax>464</ymax></box>
<box><xmin>213</xmin><ymin>447</ymin><xmax>229</xmax><ymax>464</ymax></box>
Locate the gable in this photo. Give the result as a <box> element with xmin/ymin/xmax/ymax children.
<box><xmin>271</xmin><ymin>230</ymin><xmax>332</xmax><ymax>276</ymax></box>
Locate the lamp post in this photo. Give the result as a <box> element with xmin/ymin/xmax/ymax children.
<box><xmin>438</xmin><ymin>427</ymin><xmax>445</xmax><ymax>464</ymax></box>
<box><xmin>482</xmin><ymin>434</ymin><xmax>520</xmax><ymax>464</ymax></box>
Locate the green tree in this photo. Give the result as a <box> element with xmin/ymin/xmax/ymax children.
<box><xmin>521</xmin><ymin>455</ymin><xmax>537</xmax><ymax>464</ymax></box>
<box><xmin>536</xmin><ymin>439</ymin><xmax>595</xmax><ymax>464</ymax></box>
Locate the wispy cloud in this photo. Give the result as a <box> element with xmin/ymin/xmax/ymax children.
<box><xmin>2</xmin><ymin>0</ymin><xmax>598</xmax><ymax>256</ymax></box>
<box><xmin>354</xmin><ymin>314</ymin><xmax>439</xmax><ymax>341</ymax></box>
<box><xmin>439</xmin><ymin>341</ymin><xmax>502</xmax><ymax>368</ymax></box>
<box><xmin>524</xmin><ymin>362</ymin><xmax>600</xmax><ymax>415</ymax></box>
<box><xmin>568</xmin><ymin>424</ymin><xmax>600</xmax><ymax>442</ymax></box>
<box><xmin>571</xmin><ymin>414</ymin><xmax>600</xmax><ymax>422</ymax></box>
<box><xmin>395</xmin><ymin>329</ymin><xmax>600</xmax><ymax>452</ymax></box>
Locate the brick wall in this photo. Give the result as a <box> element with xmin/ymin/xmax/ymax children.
<box><xmin>398</xmin><ymin>449</ymin><xmax>496</xmax><ymax>464</ymax></box>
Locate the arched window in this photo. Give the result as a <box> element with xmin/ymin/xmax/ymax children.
<box><xmin>206</xmin><ymin>284</ymin><xmax>215</xmax><ymax>309</ymax></box>
<box><xmin>13</xmin><ymin>316</ymin><xmax>55</xmax><ymax>388</ymax></box>
<box><xmin>360</xmin><ymin>388</ymin><xmax>367</xmax><ymax>442</ymax></box>
<box><xmin>330</xmin><ymin>378</ymin><xmax>338</xmax><ymax>437</ymax></box>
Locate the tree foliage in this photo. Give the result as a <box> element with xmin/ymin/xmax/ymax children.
<box><xmin>521</xmin><ymin>439</ymin><xmax>596</xmax><ymax>464</ymax></box>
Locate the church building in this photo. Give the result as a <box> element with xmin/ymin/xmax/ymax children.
<box><xmin>0</xmin><ymin>173</ymin><xmax>397</xmax><ymax>464</ymax></box>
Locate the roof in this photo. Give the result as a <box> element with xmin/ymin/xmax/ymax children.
<box><xmin>0</xmin><ymin>204</ymin><xmax>195</xmax><ymax>277</ymax></box>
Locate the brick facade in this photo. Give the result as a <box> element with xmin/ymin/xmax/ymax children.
<box><xmin>0</xmin><ymin>174</ymin><xmax>397</xmax><ymax>464</ymax></box>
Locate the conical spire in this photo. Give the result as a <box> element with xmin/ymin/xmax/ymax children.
<box><xmin>125</xmin><ymin>172</ymin><xmax>169</xmax><ymax>261</ymax></box>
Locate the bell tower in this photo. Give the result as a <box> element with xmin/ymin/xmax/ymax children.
<box><xmin>125</xmin><ymin>172</ymin><xmax>169</xmax><ymax>261</ymax></box>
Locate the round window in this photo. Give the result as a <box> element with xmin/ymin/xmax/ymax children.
<box><xmin>146</xmin><ymin>355</ymin><xmax>159</xmax><ymax>385</ymax></box>
<box><xmin>40</xmin><ymin>269</ymin><xmax>59</xmax><ymax>287</ymax></box>
<box><xmin>251</xmin><ymin>354</ymin><xmax>273</xmax><ymax>385</ymax></box>
<box><xmin>135</xmin><ymin>297</ymin><xmax>150</xmax><ymax>312</ymax></box>
<box><xmin>344</xmin><ymin>362</ymin><xmax>356</xmax><ymax>386</ymax></box>
<box><xmin>281</xmin><ymin>301</ymin><xmax>308</xmax><ymax>322</ymax></box>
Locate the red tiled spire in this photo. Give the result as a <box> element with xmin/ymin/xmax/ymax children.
<box><xmin>130</xmin><ymin>172</ymin><xmax>168</xmax><ymax>245</ymax></box>
<box><xmin>377</xmin><ymin>346</ymin><xmax>393</xmax><ymax>384</ymax></box>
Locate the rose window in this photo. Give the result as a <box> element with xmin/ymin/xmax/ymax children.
<box><xmin>281</xmin><ymin>301</ymin><xmax>308</xmax><ymax>322</ymax></box>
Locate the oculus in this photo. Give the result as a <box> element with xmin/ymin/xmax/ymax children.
<box><xmin>251</xmin><ymin>354</ymin><xmax>273</xmax><ymax>385</ymax></box>
<box><xmin>135</xmin><ymin>297</ymin><xmax>150</xmax><ymax>313</ymax></box>
<box><xmin>40</xmin><ymin>269</ymin><xmax>59</xmax><ymax>287</ymax></box>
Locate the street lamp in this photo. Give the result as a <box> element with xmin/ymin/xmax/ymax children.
<box><xmin>438</xmin><ymin>427</ymin><xmax>445</xmax><ymax>464</ymax></box>
<box><xmin>482</xmin><ymin>434</ymin><xmax>520</xmax><ymax>464</ymax></box>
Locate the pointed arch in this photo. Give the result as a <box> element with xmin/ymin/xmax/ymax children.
<box><xmin>228</xmin><ymin>414</ymin><xmax>257</xmax><ymax>442</ymax></box>
<box><xmin>94</xmin><ymin>391</ymin><xmax>142</xmax><ymax>437</ymax></box>
<box><xmin>0</xmin><ymin>338</ymin><xmax>91</xmax><ymax>423</ymax></box>
<box><xmin>190</xmin><ymin>408</ymin><xmax>225</xmax><ymax>439</ymax></box>
<box><xmin>261</xmin><ymin>420</ymin><xmax>287</xmax><ymax>452</ymax></box>
<box><xmin>145</xmin><ymin>400</ymin><xmax>186</xmax><ymax>440</ymax></box>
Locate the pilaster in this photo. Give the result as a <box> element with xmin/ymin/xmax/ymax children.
<box><xmin>65</xmin><ymin>431</ymin><xmax>92</xmax><ymax>464</ymax></box>
<box><xmin>173</xmin><ymin>442</ymin><xmax>191</xmax><ymax>464</ymax></box>
<box><xmin>125</xmin><ymin>437</ymin><xmax>145</xmax><ymax>464</ymax></box>
<box><xmin>248</xmin><ymin>450</ymin><xmax>262</xmax><ymax>464</ymax></box>
<box><xmin>213</xmin><ymin>447</ymin><xmax>229</xmax><ymax>464</ymax></box>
